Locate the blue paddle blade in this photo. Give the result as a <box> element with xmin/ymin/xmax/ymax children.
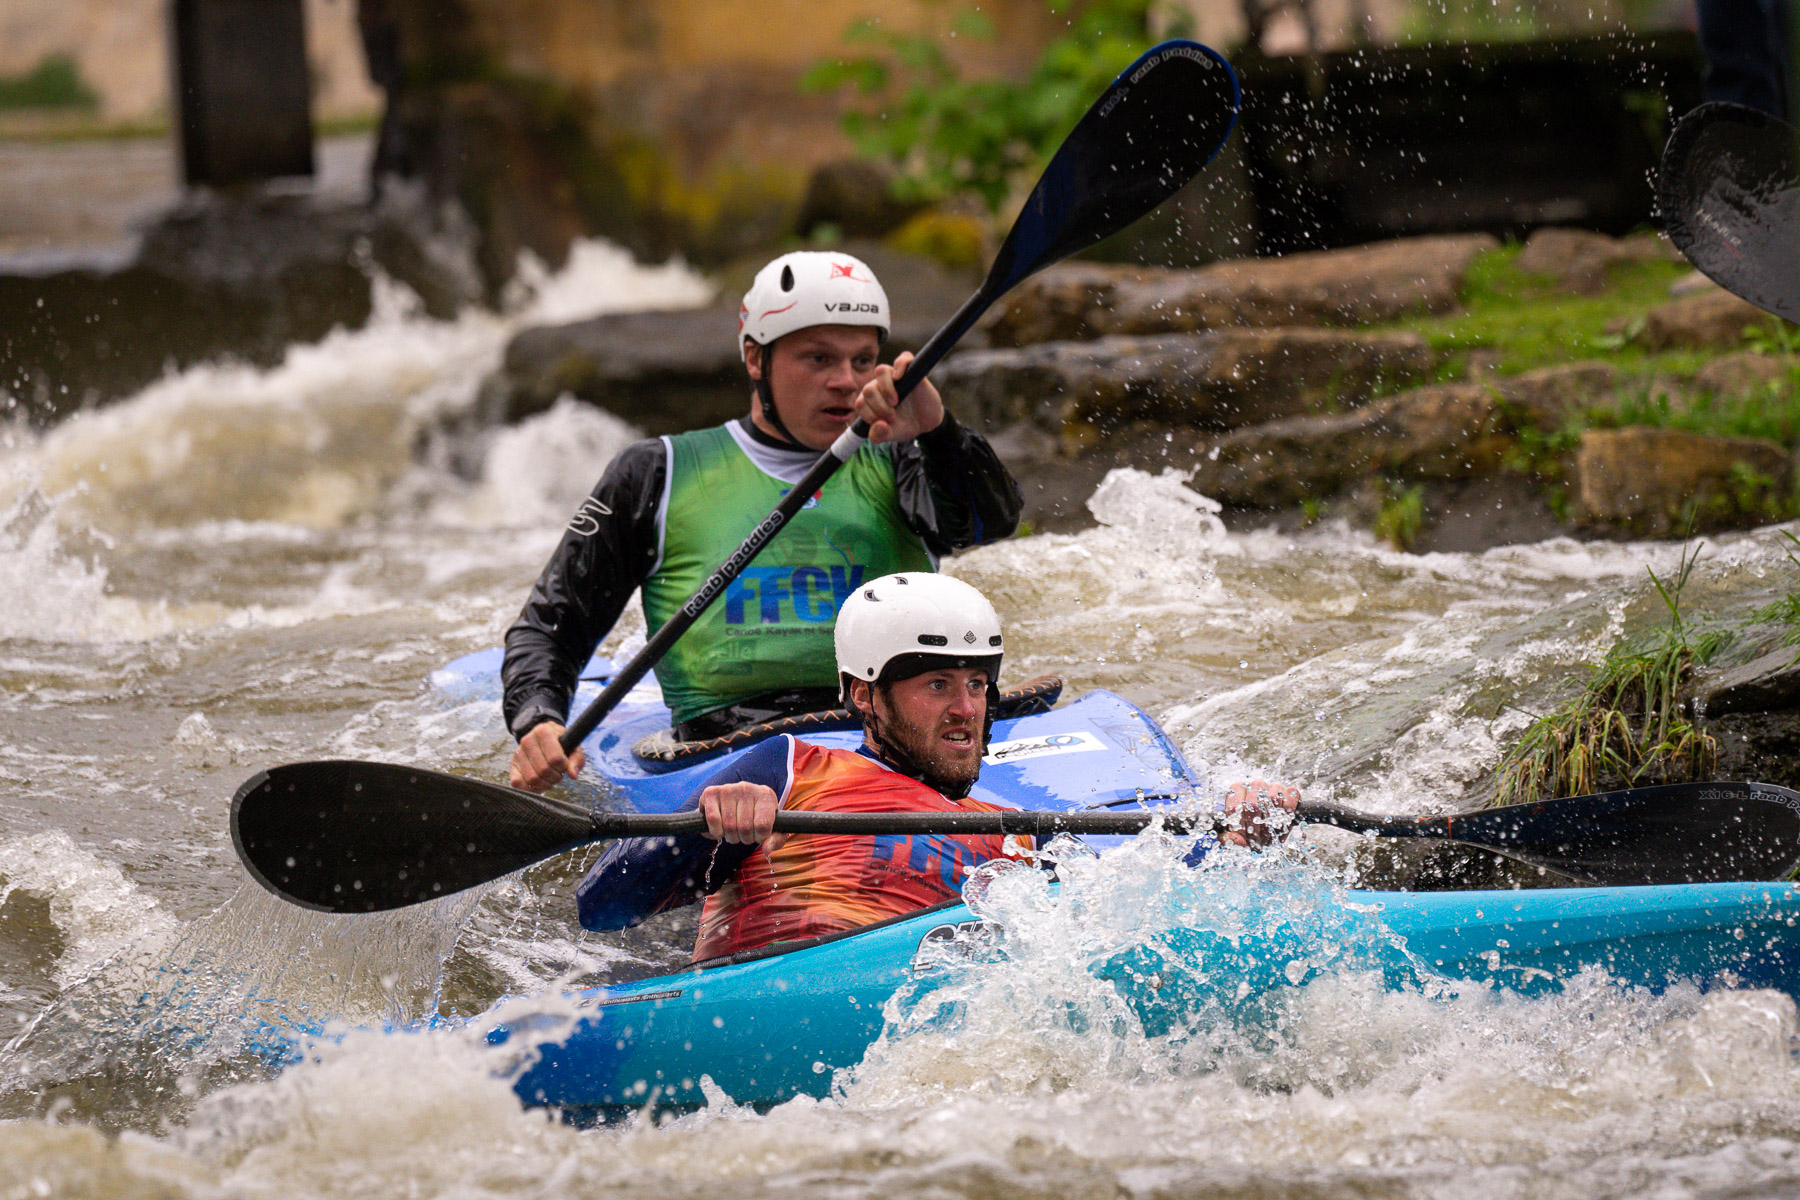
<box><xmin>1659</xmin><ymin>100</ymin><xmax>1800</xmax><ymax>322</ymax></box>
<box><xmin>988</xmin><ymin>40</ymin><xmax>1240</xmax><ymax>296</ymax></box>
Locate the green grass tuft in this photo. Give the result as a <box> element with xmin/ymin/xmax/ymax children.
<box><xmin>1494</xmin><ymin>545</ymin><xmax>1729</xmax><ymax>806</ymax></box>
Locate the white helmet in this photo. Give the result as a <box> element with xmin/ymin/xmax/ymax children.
<box><xmin>738</xmin><ymin>251</ymin><xmax>890</xmax><ymax>347</ymax></box>
<box><xmin>835</xmin><ymin>572</ymin><xmax>1003</xmax><ymax>702</ymax></box>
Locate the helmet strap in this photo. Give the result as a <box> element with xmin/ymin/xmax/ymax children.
<box><xmin>749</xmin><ymin>337</ymin><xmax>808</xmax><ymax>450</ymax></box>
<box><xmin>853</xmin><ymin>678</ymin><xmax>992</xmax><ymax>801</ymax></box>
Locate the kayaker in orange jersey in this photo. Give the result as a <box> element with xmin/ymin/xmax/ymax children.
<box><xmin>502</xmin><ymin>251</ymin><xmax>1024</xmax><ymax>792</ymax></box>
<box><xmin>574</xmin><ymin>572</ymin><xmax>1300</xmax><ymax>962</ymax></box>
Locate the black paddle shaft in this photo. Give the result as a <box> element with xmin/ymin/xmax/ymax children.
<box><xmin>234</xmin><ymin>760</ymin><xmax>1800</xmax><ymax>913</ymax></box>
<box><xmin>231</xmin><ymin>760</ymin><xmax>1226</xmax><ymax>912</ymax></box>
<box><xmin>559</xmin><ymin>41</ymin><xmax>1240</xmax><ymax>751</ymax></box>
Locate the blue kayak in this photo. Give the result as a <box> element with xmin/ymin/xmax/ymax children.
<box><xmin>429</xmin><ymin>652</ymin><xmax>1800</xmax><ymax>1122</ymax></box>
<box><xmin>500</xmin><ymin>877</ymin><xmax>1800</xmax><ymax>1123</ymax></box>
<box><xmin>432</xmin><ymin>649</ymin><xmax>1202</xmax><ymax>818</ymax></box>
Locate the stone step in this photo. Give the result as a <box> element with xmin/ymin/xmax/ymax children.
<box><xmin>982</xmin><ymin>233</ymin><xmax>1497</xmax><ymax>347</ymax></box>
<box><xmin>936</xmin><ymin>327</ymin><xmax>1434</xmax><ymax>450</ymax></box>
<box><xmin>1188</xmin><ymin>362</ymin><xmax>1616</xmax><ymax>507</ymax></box>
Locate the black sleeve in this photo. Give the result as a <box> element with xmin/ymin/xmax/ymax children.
<box><xmin>890</xmin><ymin>411</ymin><xmax>1023</xmax><ymax>557</ymax></box>
<box><xmin>501</xmin><ymin>439</ymin><xmax>667</xmax><ymax>740</ymax></box>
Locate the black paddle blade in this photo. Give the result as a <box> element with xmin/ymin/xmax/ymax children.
<box><xmin>231</xmin><ymin>761</ymin><xmax>598</xmax><ymax>912</ymax></box>
<box><xmin>1438</xmin><ymin>781</ymin><xmax>1800</xmax><ymax>886</ymax></box>
<box><xmin>1659</xmin><ymin>101</ymin><xmax>1800</xmax><ymax>322</ymax></box>
<box><xmin>987</xmin><ymin>40</ymin><xmax>1239</xmax><ymax>296</ymax></box>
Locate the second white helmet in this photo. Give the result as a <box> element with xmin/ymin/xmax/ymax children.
<box><xmin>835</xmin><ymin>572</ymin><xmax>1002</xmax><ymax>701</ymax></box>
<box><xmin>738</xmin><ymin>251</ymin><xmax>890</xmax><ymax>347</ymax></box>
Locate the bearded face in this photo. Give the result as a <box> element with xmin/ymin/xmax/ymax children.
<box><xmin>851</xmin><ymin>668</ymin><xmax>989</xmax><ymax>793</ymax></box>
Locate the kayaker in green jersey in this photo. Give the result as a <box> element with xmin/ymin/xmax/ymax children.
<box><xmin>503</xmin><ymin>251</ymin><xmax>1024</xmax><ymax>792</ymax></box>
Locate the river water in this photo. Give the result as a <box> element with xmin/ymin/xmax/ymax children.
<box><xmin>4</xmin><ymin>243</ymin><xmax>1800</xmax><ymax>1198</ymax></box>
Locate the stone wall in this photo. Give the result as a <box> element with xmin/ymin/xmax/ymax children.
<box><xmin>0</xmin><ymin>0</ymin><xmax>379</xmax><ymax>125</ymax></box>
<box><xmin>366</xmin><ymin>0</ymin><xmax>1069</xmax><ymax>289</ymax></box>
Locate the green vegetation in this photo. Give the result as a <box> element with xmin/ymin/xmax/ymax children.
<box><xmin>1491</xmin><ymin>524</ymin><xmax>1800</xmax><ymax>804</ymax></box>
<box><xmin>1495</xmin><ymin>548</ymin><xmax>1729</xmax><ymax>806</ymax></box>
<box><xmin>1595</xmin><ymin>373</ymin><xmax>1800</xmax><ymax>445</ymax></box>
<box><xmin>0</xmin><ymin>56</ymin><xmax>97</xmax><ymax>111</ymax></box>
<box><xmin>1373</xmin><ymin>480</ymin><xmax>1425</xmax><ymax>550</ymax></box>
<box><xmin>1397</xmin><ymin>244</ymin><xmax>1701</xmax><ymax>379</ymax></box>
<box><xmin>802</xmin><ymin>0</ymin><xmax>1167</xmax><ymax>213</ymax></box>
<box><xmin>1752</xmin><ymin>530</ymin><xmax>1800</xmax><ymax>645</ymax></box>
<box><xmin>1392</xmin><ymin>244</ymin><xmax>1800</xmax><ymax>493</ymax></box>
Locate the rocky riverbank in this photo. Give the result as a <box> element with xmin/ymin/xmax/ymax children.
<box><xmin>477</xmin><ymin>227</ymin><xmax>1798</xmax><ymax>550</ymax></box>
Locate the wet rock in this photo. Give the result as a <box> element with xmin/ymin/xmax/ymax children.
<box><xmin>1133</xmin><ymin>231</ymin><xmax>1497</xmax><ymax>331</ymax></box>
<box><xmin>1693</xmin><ymin>351</ymin><xmax>1793</xmax><ymax>399</ymax></box>
<box><xmin>1701</xmin><ymin>645</ymin><xmax>1800</xmax><ymax>717</ymax></box>
<box><xmin>934</xmin><ymin>328</ymin><xmax>1433</xmax><ymax>448</ymax></box>
<box><xmin>1669</xmin><ymin>269</ymin><xmax>1718</xmax><ymax>297</ymax></box>
<box><xmin>1637</xmin><ymin>285</ymin><xmax>1784</xmax><ymax>350</ymax></box>
<box><xmin>1641</xmin><ymin>374</ymin><xmax>1696</xmax><ymax>414</ymax></box>
<box><xmin>484</xmin><ymin>305</ymin><xmax>745</xmax><ymax>430</ymax></box>
<box><xmin>978</xmin><ymin>262</ymin><xmax>1157</xmax><ymax>347</ymax></box>
<box><xmin>1189</xmin><ymin>382</ymin><xmax>1510</xmax><ymax>507</ymax></box>
<box><xmin>1707</xmin><ymin>710</ymin><xmax>1800</xmax><ymax>793</ymax></box>
<box><xmin>1492</xmin><ymin>360</ymin><xmax>1617</xmax><ymax>428</ymax></box>
<box><xmin>0</xmin><ymin>189</ymin><xmax>482</xmax><ymax>424</ymax></box>
<box><xmin>1573</xmin><ymin>427</ymin><xmax>1793</xmax><ymax>535</ymax></box>
<box><xmin>1514</xmin><ymin>226</ymin><xmax>1676</xmax><ymax>294</ymax></box>
<box><xmin>981</xmin><ymin>234</ymin><xmax>1498</xmax><ymax>348</ymax></box>
<box><xmin>1187</xmin><ymin>363</ymin><xmax>1616</xmax><ymax>508</ymax></box>
<box><xmin>794</xmin><ymin>159</ymin><xmax>922</xmax><ymax>238</ymax></box>
<box><xmin>1696</xmin><ymin>639</ymin><xmax>1800</xmax><ymax>791</ymax></box>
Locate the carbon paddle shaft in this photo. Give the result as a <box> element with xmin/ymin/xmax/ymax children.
<box><xmin>233</xmin><ymin>758</ymin><xmax>1800</xmax><ymax>913</ymax></box>
<box><xmin>559</xmin><ymin>40</ymin><xmax>1240</xmax><ymax>751</ymax></box>
<box><xmin>593</xmin><ymin>807</ymin><xmax>1218</xmax><ymax>837</ymax></box>
<box><xmin>1301</xmin><ymin>781</ymin><xmax>1800</xmax><ymax>886</ymax></box>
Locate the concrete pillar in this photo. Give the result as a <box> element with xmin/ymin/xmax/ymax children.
<box><xmin>170</xmin><ymin>0</ymin><xmax>315</xmax><ymax>186</ymax></box>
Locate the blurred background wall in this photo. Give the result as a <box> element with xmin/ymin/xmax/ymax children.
<box><xmin>0</xmin><ymin>0</ymin><xmax>378</xmax><ymax>127</ymax></box>
<box><xmin>0</xmin><ymin>0</ymin><xmax>1706</xmax><ymax>423</ymax></box>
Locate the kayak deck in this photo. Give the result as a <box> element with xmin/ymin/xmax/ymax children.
<box><xmin>432</xmin><ymin>648</ymin><xmax>1204</xmax><ymax>816</ymax></box>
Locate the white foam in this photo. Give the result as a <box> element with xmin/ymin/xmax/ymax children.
<box><xmin>0</xmin><ymin>830</ymin><xmax>178</xmax><ymax>989</ymax></box>
<box><xmin>431</xmin><ymin>397</ymin><xmax>643</xmax><ymax>530</ymax></box>
<box><xmin>508</xmin><ymin>240</ymin><xmax>715</xmax><ymax>326</ymax></box>
<box><xmin>8</xmin><ymin>239</ymin><xmax>706</xmax><ymax>538</ymax></box>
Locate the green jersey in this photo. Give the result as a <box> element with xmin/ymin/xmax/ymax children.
<box><xmin>642</xmin><ymin>423</ymin><xmax>935</xmax><ymax>724</ymax></box>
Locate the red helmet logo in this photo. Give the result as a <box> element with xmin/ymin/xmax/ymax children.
<box><xmin>831</xmin><ymin>262</ymin><xmax>863</xmax><ymax>281</ymax></box>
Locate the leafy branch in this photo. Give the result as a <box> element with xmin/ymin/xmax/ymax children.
<box><xmin>801</xmin><ymin>1</ymin><xmax>1176</xmax><ymax>214</ymax></box>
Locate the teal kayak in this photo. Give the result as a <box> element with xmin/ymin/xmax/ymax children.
<box><xmin>425</xmin><ymin>651</ymin><xmax>1800</xmax><ymax>1120</ymax></box>
<box><xmin>501</xmin><ymin>876</ymin><xmax>1800</xmax><ymax>1123</ymax></box>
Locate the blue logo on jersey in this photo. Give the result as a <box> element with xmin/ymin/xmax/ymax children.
<box><xmin>871</xmin><ymin>833</ymin><xmax>982</xmax><ymax>892</ymax></box>
<box><xmin>723</xmin><ymin>565</ymin><xmax>865</xmax><ymax>625</ymax></box>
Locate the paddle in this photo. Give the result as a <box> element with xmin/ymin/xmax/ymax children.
<box><xmin>556</xmin><ymin>40</ymin><xmax>1241</xmax><ymax>751</ymax></box>
<box><xmin>233</xmin><ymin>764</ymin><xmax>1800</xmax><ymax>913</ymax></box>
<box><xmin>1658</xmin><ymin>100</ymin><xmax>1800</xmax><ymax>321</ymax></box>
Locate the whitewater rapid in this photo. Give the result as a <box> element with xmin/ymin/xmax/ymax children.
<box><xmin>4</xmin><ymin>240</ymin><xmax>1800</xmax><ymax>1199</ymax></box>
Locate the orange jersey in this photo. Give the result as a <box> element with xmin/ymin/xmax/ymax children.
<box><xmin>693</xmin><ymin>737</ymin><xmax>1029</xmax><ymax>961</ymax></box>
